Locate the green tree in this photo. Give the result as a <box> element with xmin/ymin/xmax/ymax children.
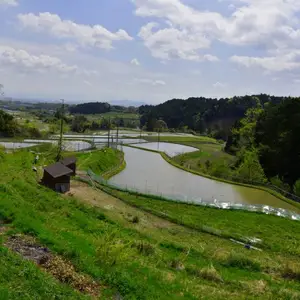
<box><xmin>270</xmin><ymin>176</ymin><xmax>290</xmax><ymax>192</ymax></box>
<box><xmin>255</xmin><ymin>98</ymin><xmax>300</xmax><ymax>187</ymax></box>
<box><xmin>235</xmin><ymin>150</ymin><xmax>267</xmax><ymax>183</ymax></box>
<box><xmin>294</xmin><ymin>179</ymin><xmax>300</xmax><ymax>197</ymax></box>
<box><xmin>71</xmin><ymin>116</ymin><xmax>88</xmax><ymax>133</ymax></box>
<box><xmin>0</xmin><ymin>109</ymin><xmax>19</xmax><ymax>137</ymax></box>
<box><xmin>155</xmin><ymin>119</ymin><xmax>168</xmax><ymax>132</ymax></box>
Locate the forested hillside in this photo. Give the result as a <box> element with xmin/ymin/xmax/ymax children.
<box><xmin>226</xmin><ymin>98</ymin><xmax>300</xmax><ymax>191</ymax></box>
<box><xmin>139</xmin><ymin>94</ymin><xmax>286</xmax><ymax>139</ymax></box>
<box><xmin>69</xmin><ymin>102</ymin><xmax>111</xmax><ymax>114</ymax></box>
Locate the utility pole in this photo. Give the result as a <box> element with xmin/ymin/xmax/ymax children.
<box><xmin>140</xmin><ymin>125</ymin><xmax>142</xmax><ymax>141</ymax></box>
<box><xmin>158</xmin><ymin>130</ymin><xmax>161</xmax><ymax>148</ymax></box>
<box><xmin>107</xmin><ymin>117</ymin><xmax>111</xmax><ymax>148</ymax></box>
<box><xmin>116</xmin><ymin>119</ymin><xmax>119</xmax><ymax>148</ymax></box>
<box><xmin>56</xmin><ymin>99</ymin><xmax>64</xmax><ymax>162</ymax></box>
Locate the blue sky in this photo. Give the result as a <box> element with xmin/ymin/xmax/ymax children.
<box><xmin>0</xmin><ymin>0</ymin><xmax>300</xmax><ymax>104</ymax></box>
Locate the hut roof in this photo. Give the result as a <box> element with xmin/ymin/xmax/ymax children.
<box><xmin>44</xmin><ymin>162</ymin><xmax>73</xmax><ymax>179</ymax></box>
<box><xmin>60</xmin><ymin>156</ymin><xmax>77</xmax><ymax>166</ymax></box>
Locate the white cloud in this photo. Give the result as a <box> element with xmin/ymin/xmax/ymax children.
<box><xmin>230</xmin><ymin>51</ymin><xmax>300</xmax><ymax>72</ymax></box>
<box><xmin>133</xmin><ymin>0</ymin><xmax>300</xmax><ymax>62</ymax></box>
<box><xmin>84</xmin><ymin>80</ymin><xmax>92</xmax><ymax>86</ymax></box>
<box><xmin>0</xmin><ymin>0</ymin><xmax>17</xmax><ymax>6</ymax></box>
<box><xmin>138</xmin><ymin>22</ymin><xmax>218</xmax><ymax>62</ymax></box>
<box><xmin>134</xmin><ymin>78</ymin><xmax>166</xmax><ymax>86</ymax></box>
<box><xmin>213</xmin><ymin>82</ymin><xmax>226</xmax><ymax>88</ymax></box>
<box><xmin>131</xmin><ymin>58</ymin><xmax>140</xmax><ymax>66</ymax></box>
<box><xmin>203</xmin><ymin>54</ymin><xmax>219</xmax><ymax>62</ymax></box>
<box><xmin>18</xmin><ymin>12</ymin><xmax>133</xmax><ymax>50</ymax></box>
<box><xmin>0</xmin><ymin>45</ymin><xmax>79</xmax><ymax>73</ymax></box>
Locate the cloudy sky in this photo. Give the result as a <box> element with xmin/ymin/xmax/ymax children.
<box><xmin>0</xmin><ymin>0</ymin><xmax>300</xmax><ymax>104</ymax></box>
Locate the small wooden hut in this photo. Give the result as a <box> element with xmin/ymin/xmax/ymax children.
<box><xmin>42</xmin><ymin>162</ymin><xmax>73</xmax><ymax>193</ymax></box>
<box><xmin>60</xmin><ymin>156</ymin><xmax>77</xmax><ymax>176</ymax></box>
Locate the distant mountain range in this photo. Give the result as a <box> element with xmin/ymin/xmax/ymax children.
<box><xmin>109</xmin><ymin>100</ymin><xmax>147</xmax><ymax>107</ymax></box>
<box><xmin>2</xmin><ymin>97</ymin><xmax>147</xmax><ymax>107</ymax></box>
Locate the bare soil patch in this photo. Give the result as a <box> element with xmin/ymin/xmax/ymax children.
<box><xmin>5</xmin><ymin>234</ymin><xmax>101</xmax><ymax>297</ymax></box>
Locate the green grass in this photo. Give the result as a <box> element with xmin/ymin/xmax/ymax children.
<box><xmin>1</xmin><ymin>150</ymin><xmax>300</xmax><ymax>299</ymax></box>
<box><xmin>0</xmin><ymin>247</ymin><xmax>88</xmax><ymax>299</ymax></box>
<box><xmin>76</xmin><ymin>148</ymin><xmax>124</xmax><ymax>178</ymax></box>
<box><xmin>144</xmin><ymin>135</ymin><xmax>218</xmax><ymax>144</ymax></box>
<box><xmin>100</xmin><ymin>186</ymin><xmax>300</xmax><ymax>256</ymax></box>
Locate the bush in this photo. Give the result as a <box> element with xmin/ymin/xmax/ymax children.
<box><xmin>293</xmin><ymin>179</ymin><xmax>300</xmax><ymax>197</ymax></box>
<box><xmin>224</xmin><ymin>252</ymin><xmax>261</xmax><ymax>271</ymax></box>
<box><xmin>281</xmin><ymin>263</ymin><xmax>300</xmax><ymax>281</ymax></box>
<box><xmin>132</xmin><ymin>216</ymin><xmax>140</xmax><ymax>224</ymax></box>
<box><xmin>189</xmin><ymin>265</ymin><xmax>223</xmax><ymax>283</ymax></box>
<box><xmin>235</xmin><ymin>150</ymin><xmax>267</xmax><ymax>183</ymax></box>
<box><xmin>170</xmin><ymin>259</ymin><xmax>185</xmax><ymax>270</ymax></box>
<box><xmin>134</xmin><ymin>241</ymin><xmax>155</xmax><ymax>256</ymax></box>
<box><xmin>270</xmin><ymin>176</ymin><xmax>291</xmax><ymax>192</ymax></box>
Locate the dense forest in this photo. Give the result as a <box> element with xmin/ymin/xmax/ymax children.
<box><xmin>69</xmin><ymin>102</ymin><xmax>138</xmax><ymax>115</ymax></box>
<box><xmin>139</xmin><ymin>94</ymin><xmax>285</xmax><ymax>139</ymax></box>
<box><xmin>69</xmin><ymin>102</ymin><xmax>111</xmax><ymax>114</ymax></box>
<box><xmin>225</xmin><ymin>98</ymin><xmax>300</xmax><ymax>191</ymax></box>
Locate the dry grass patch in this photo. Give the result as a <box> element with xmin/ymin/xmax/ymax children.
<box><xmin>278</xmin><ymin>288</ymin><xmax>300</xmax><ymax>300</ymax></box>
<box><xmin>43</xmin><ymin>256</ymin><xmax>100</xmax><ymax>296</ymax></box>
<box><xmin>239</xmin><ymin>280</ymin><xmax>268</xmax><ymax>296</ymax></box>
<box><xmin>197</xmin><ymin>265</ymin><xmax>223</xmax><ymax>283</ymax></box>
<box><xmin>5</xmin><ymin>235</ymin><xmax>101</xmax><ymax>297</ymax></box>
<box><xmin>224</xmin><ymin>251</ymin><xmax>261</xmax><ymax>271</ymax></box>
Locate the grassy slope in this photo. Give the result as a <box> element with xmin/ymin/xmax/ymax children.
<box><xmin>27</xmin><ymin>144</ymin><xmax>124</xmax><ymax>179</ymax></box>
<box><xmin>1</xmin><ymin>149</ymin><xmax>300</xmax><ymax>299</ymax></box>
<box><xmin>144</xmin><ymin>135</ymin><xmax>218</xmax><ymax>144</ymax></box>
<box><xmin>101</xmin><ymin>186</ymin><xmax>300</xmax><ymax>256</ymax></box>
<box><xmin>0</xmin><ymin>247</ymin><xmax>87</xmax><ymax>300</ymax></box>
<box><xmin>76</xmin><ymin>148</ymin><xmax>124</xmax><ymax>178</ymax></box>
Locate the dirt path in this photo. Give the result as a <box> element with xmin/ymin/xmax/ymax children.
<box><xmin>66</xmin><ymin>181</ymin><xmax>222</xmax><ymax>252</ymax></box>
<box><xmin>68</xmin><ymin>180</ymin><xmax>175</xmax><ymax>230</ymax></box>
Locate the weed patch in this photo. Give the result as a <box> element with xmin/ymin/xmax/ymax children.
<box><xmin>223</xmin><ymin>252</ymin><xmax>261</xmax><ymax>271</ymax></box>
<box><xmin>282</xmin><ymin>263</ymin><xmax>300</xmax><ymax>281</ymax></box>
<box><xmin>134</xmin><ymin>241</ymin><xmax>156</xmax><ymax>256</ymax></box>
<box><xmin>5</xmin><ymin>235</ymin><xmax>101</xmax><ymax>297</ymax></box>
<box><xmin>188</xmin><ymin>265</ymin><xmax>223</xmax><ymax>283</ymax></box>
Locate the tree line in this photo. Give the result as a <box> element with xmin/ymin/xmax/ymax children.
<box><xmin>139</xmin><ymin>94</ymin><xmax>285</xmax><ymax>139</ymax></box>
<box><xmin>69</xmin><ymin>102</ymin><xmax>138</xmax><ymax>115</ymax></box>
<box><xmin>225</xmin><ymin>98</ymin><xmax>300</xmax><ymax>194</ymax></box>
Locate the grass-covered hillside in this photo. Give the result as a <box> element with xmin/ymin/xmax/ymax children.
<box><xmin>1</xmin><ymin>148</ymin><xmax>300</xmax><ymax>299</ymax></box>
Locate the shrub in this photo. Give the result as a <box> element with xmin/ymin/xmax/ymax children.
<box><xmin>191</xmin><ymin>265</ymin><xmax>223</xmax><ymax>283</ymax></box>
<box><xmin>134</xmin><ymin>241</ymin><xmax>155</xmax><ymax>256</ymax></box>
<box><xmin>293</xmin><ymin>179</ymin><xmax>300</xmax><ymax>197</ymax></box>
<box><xmin>224</xmin><ymin>252</ymin><xmax>261</xmax><ymax>271</ymax></box>
<box><xmin>132</xmin><ymin>216</ymin><xmax>140</xmax><ymax>224</ymax></box>
<box><xmin>270</xmin><ymin>176</ymin><xmax>290</xmax><ymax>192</ymax></box>
<box><xmin>170</xmin><ymin>259</ymin><xmax>185</xmax><ymax>270</ymax></box>
<box><xmin>282</xmin><ymin>263</ymin><xmax>300</xmax><ymax>281</ymax></box>
<box><xmin>235</xmin><ymin>150</ymin><xmax>267</xmax><ymax>183</ymax></box>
